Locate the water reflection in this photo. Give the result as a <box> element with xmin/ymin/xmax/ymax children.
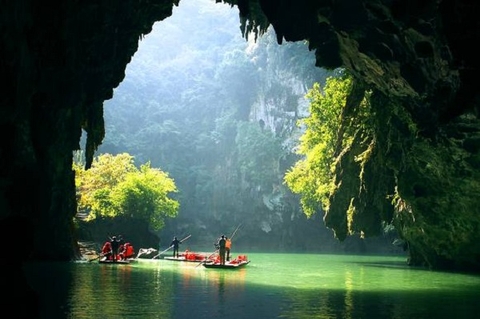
<box><xmin>344</xmin><ymin>269</ymin><xmax>354</xmax><ymax>319</ymax></box>
<box><xmin>24</xmin><ymin>254</ymin><xmax>480</xmax><ymax>319</ymax></box>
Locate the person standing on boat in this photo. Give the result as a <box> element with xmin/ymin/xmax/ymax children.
<box><xmin>170</xmin><ymin>236</ymin><xmax>181</xmax><ymax>258</ymax></box>
<box><xmin>225</xmin><ymin>236</ymin><xmax>232</xmax><ymax>261</ymax></box>
<box><xmin>217</xmin><ymin>235</ymin><xmax>227</xmax><ymax>265</ymax></box>
<box><xmin>110</xmin><ymin>236</ymin><xmax>121</xmax><ymax>261</ymax></box>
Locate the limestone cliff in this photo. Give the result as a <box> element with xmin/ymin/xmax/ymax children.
<box><xmin>1</xmin><ymin>0</ymin><xmax>480</xmax><ymax>274</ymax></box>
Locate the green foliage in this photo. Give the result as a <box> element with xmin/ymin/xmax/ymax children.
<box><xmin>74</xmin><ymin>153</ymin><xmax>137</xmax><ymax>219</ymax></box>
<box><xmin>284</xmin><ymin>72</ymin><xmax>375</xmax><ymax>223</ymax></box>
<box><xmin>214</xmin><ymin>48</ymin><xmax>260</xmax><ymax>120</ymax></box>
<box><xmin>74</xmin><ymin>153</ymin><xmax>179</xmax><ymax>231</ymax></box>
<box><xmin>236</xmin><ymin>121</ymin><xmax>283</xmax><ymax>189</ymax></box>
<box><xmin>284</xmin><ymin>76</ymin><xmax>353</xmax><ymax>216</ymax></box>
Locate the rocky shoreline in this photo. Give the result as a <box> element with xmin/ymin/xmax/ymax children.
<box><xmin>78</xmin><ymin>241</ymin><xmax>100</xmax><ymax>261</ymax></box>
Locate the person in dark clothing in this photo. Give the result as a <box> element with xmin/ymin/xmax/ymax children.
<box><xmin>110</xmin><ymin>236</ymin><xmax>120</xmax><ymax>261</ymax></box>
<box><xmin>217</xmin><ymin>235</ymin><xmax>227</xmax><ymax>265</ymax></box>
<box><xmin>170</xmin><ymin>236</ymin><xmax>181</xmax><ymax>258</ymax></box>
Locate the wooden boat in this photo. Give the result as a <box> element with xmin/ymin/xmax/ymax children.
<box><xmin>202</xmin><ymin>255</ymin><xmax>250</xmax><ymax>269</ymax></box>
<box><xmin>203</xmin><ymin>260</ymin><xmax>250</xmax><ymax>269</ymax></box>
<box><xmin>163</xmin><ymin>251</ymin><xmax>209</xmax><ymax>262</ymax></box>
<box><xmin>161</xmin><ymin>250</ymin><xmax>209</xmax><ymax>262</ymax></box>
<box><xmin>98</xmin><ymin>257</ymin><xmax>134</xmax><ymax>264</ymax></box>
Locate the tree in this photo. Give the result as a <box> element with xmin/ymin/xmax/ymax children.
<box><xmin>112</xmin><ymin>162</ymin><xmax>179</xmax><ymax>230</ymax></box>
<box><xmin>284</xmin><ymin>73</ymin><xmax>371</xmax><ymax>218</ymax></box>
<box><xmin>236</xmin><ymin>121</ymin><xmax>282</xmax><ymax>190</ymax></box>
<box><xmin>74</xmin><ymin>153</ymin><xmax>179</xmax><ymax>231</ymax></box>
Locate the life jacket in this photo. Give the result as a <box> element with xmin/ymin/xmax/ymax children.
<box><xmin>101</xmin><ymin>242</ymin><xmax>112</xmax><ymax>254</ymax></box>
<box><xmin>125</xmin><ymin>244</ymin><xmax>134</xmax><ymax>257</ymax></box>
<box><xmin>226</xmin><ymin>239</ymin><xmax>231</xmax><ymax>249</ymax></box>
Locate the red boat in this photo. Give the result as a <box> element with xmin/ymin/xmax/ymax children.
<box><xmin>202</xmin><ymin>255</ymin><xmax>250</xmax><ymax>269</ymax></box>
<box><xmin>163</xmin><ymin>250</ymin><xmax>209</xmax><ymax>262</ymax></box>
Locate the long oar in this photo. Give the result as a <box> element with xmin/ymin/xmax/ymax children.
<box><xmin>152</xmin><ymin>245</ymin><xmax>174</xmax><ymax>259</ymax></box>
<box><xmin>224</xmin><ymin>223</ymin><xmax>242</xmax><ymax>262</ymax></box>
<box><xmin>152</xmin><ymin>234</ymin><xmax>191</xmax><ymax>259</ymax></box>
<box><xmin>88</xmin><ymin>254</ymin><xmax>102</xmax><ymax>262</ymax></box>
<box><xmin>229</xmin><ymin>223</ymin><xmax>242</xmax><ymax>240</ymax></box>
<box><xmin>195</xmin><ymin>249</ymin><xmax>218</xmax><ymax>268</ymax></box>
<box><xmin>88</xmin><ymin>250</ymin><xmax>109</xmax><ymax>262</ymax></box>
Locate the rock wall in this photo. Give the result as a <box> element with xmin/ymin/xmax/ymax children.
<box><xmin>0</xmin><ymin>1</ymin><xmax>180</xmax><ymax>261</ymax></box>
<box><xmin>237</xmin><ymin>0</ymin><xmax>480</xmax><ymax>272</ymax></box>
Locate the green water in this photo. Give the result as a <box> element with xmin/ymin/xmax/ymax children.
<box><xmin>24</xmin><ymin>253</ymin><xmax>480</xmax><ymax>318</ymax></box>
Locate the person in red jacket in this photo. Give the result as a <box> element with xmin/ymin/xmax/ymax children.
<box><xmin>101</xmin><ymin>241</ymin><xmax>112</xmax><ymax>260</ymax></box>
<box><xmin>225</xmin><ymin>237</ymin><xmax>232</xmax><ymax>261</ymax></box>
<box><xmin>121</xmin><ymin>242</ymin><xmax>135</xmax><ymax>260</ymax></box>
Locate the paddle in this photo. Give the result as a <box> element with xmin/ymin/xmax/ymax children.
<box><xmin>88</xmin><ymin>252</ymin><xmax>109</xmax><ymax>262</ymax></box>
<box><xmin>152</xmin><ymin>234</ymin><xmax>191</xmax><ymax>259</ymax></box>
<box><xmin>152</xmin><ymin>246</ymin><xmax>173</xmax><ymax>259</ymax></box>
<box><xmin>88</xmin><ymin>254</ymin><xmax>102</xmax><ymax>262</ymax></box>
<box><xmin>195</xmin><ymin>249</ymin><xmax>218</xmax><ymax>268</ymax></box>
<box><xmin>229</xmin><ymin>223</ymin><xmax>242</xmax><ymax>240</ymax></box>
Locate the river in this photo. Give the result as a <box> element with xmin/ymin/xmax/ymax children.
<box><xmin>24</xmin><ymin>252</ymin><xmax>480</xmax><ymax>318</ymax></box>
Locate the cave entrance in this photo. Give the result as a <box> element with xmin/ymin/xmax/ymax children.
<box><xmin>78</xmin><ymin>0</ymin><xmax>335</xmax><ymax>251</ymax></box>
